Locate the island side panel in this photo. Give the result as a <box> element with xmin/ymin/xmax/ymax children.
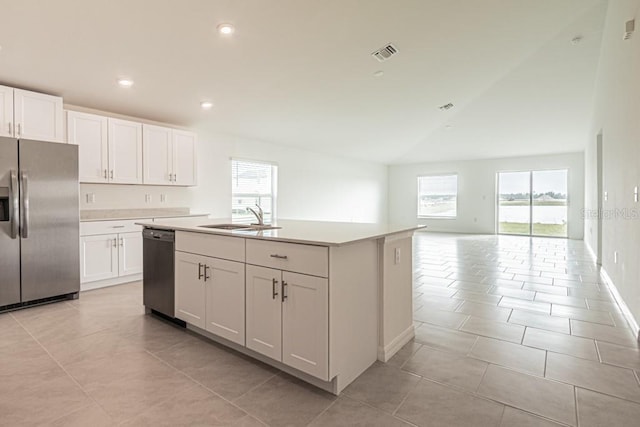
<box><xmin>329</xmin><ymin>239</ymin><xmax>379</xmax><ymax>394</ymax></box>
<box><xmin>378</xmin><ymin>232</ymin><xmax>415</xmax><ymax>361</ymax></box>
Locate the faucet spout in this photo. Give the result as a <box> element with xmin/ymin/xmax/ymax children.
<box><xmin>247</xmin><ymin>204</ymin><xmax>264</xmax><ymax>225</ymax></box>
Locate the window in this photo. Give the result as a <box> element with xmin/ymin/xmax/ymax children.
<box><xmin>417</xmin><ymin>174</ymin><xmax>458</xmax><ymax>218</ymax></box>
<box><xmin>231</xmin><ymin>159</ymin><xmax>277</xmax><ymax>223</ymax></box>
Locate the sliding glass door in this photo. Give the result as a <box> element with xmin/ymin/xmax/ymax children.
<box><xmin>497</xmin><ymin>170</ymin><xmax>568</xmax><ymax>237</ymax></box>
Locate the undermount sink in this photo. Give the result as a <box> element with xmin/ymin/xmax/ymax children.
<box><xmin>199</xmin><ymin>223</ymin><xmax>281</xmax><ymax>231</ymax></box>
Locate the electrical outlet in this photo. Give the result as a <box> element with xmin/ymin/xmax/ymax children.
<box><xmin>160</xmin><ymin>194</ymin><xmax>166</xmax><ymax>203</ymax></box>
<box><xmin>85</xmin><ymin>193</ymin><xmax>95</xmax><ymax>204</ymax></box>
<box><xmin>394</xmin><ymin>248</ymin><xmax>401</xmax><ymax>264</ymax></box>
<box><xmin>145</xmin><ymin>194</ymin><xmax>152</xmax><ymax>203</ymax></box>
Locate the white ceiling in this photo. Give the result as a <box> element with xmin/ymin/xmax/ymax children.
<box><xmin>0</xmin><ymin>0</ymin><xmax>607</xmax><ymax>164</ymax></box>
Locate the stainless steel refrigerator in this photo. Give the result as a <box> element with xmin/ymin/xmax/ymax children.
<box><xmin>0</xmin><ymin>137</ymin><xmax>80</xmax><ymax>308</ymax></box>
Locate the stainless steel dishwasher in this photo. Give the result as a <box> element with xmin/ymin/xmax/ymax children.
<box><xmin>143</xmin><ymin>228</ymin><xmax>176</xmax><ymax>319</ymax></box>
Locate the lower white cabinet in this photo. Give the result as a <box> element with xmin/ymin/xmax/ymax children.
<box><xmin>118</xmin><ymin>232</ymin><xmax>143</xmax><ymax>276</ymax></box>
<box><xmin>246</xmin><ymin>264</ymin><xmax>329</xmax><ymax>380</ymax></box>
<box><xmin>175</xmin><ymin>250</ymin><xmax>245</xmax><ymax>345</ymax></box>
<box><xmin>80</xmin><ymin>234</ymin><xmax>119</xmax><ymax>283</ymax></box>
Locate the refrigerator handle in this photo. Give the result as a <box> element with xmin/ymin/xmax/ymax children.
<box><xmin>20</xmin><ymin>171</ymin><xmax>29</xmax><ymax>239</ymax></box>
<box><xmin>9</xmin><ymin>170</ymin><xmax>18</xmax><ymax>239</ymax></box>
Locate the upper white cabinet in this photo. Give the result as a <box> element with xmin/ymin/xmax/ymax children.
<box><xmin>0</xmin><ymin>85</ymin><xmax>63</xmax><ymax>142</ymax></box>
<box><xmin>68</xmin><ymin>112</ymin><xmax>143</xmax><ymax>184</ymax></box>
<box><xmin>109</xmin><ymin>118</ymin><xmax>143</xmax><ymax>184</ymax></box>
<box><xmin>143</xmin><ymin>124</ymin><xmax>197</xmax><ymax>186</ymax></box>
<box><xmin>67</xmin><ymin>111</ymin><xmax>109</xmax><ymax>182</ymax></box>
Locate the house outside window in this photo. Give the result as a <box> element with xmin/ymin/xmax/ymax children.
<box><xmin>417</xmin><ymin>174</ymin><xmax>458</xmax><ymax>218</ymax></box>
<box><xmin>231</xmin><ymin>159</ymin><xmax>278</xmax><ymax>223</ymax></box>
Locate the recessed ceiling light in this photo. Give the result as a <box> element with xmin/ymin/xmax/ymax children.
<box><xmin>217</xmin><ymin>23</ymin><xmax>235</xmax><ymax>35</ymax></box>
<box><xmin>445</xmin><ymin>125</ymin><xmax>453</xmax><ymax>130</ymax></box>
<box><xmin>200</xmin><ymin>101</ymin><xmax>213</xmax><ymax>110</ymax></box>
<box><xmin>373</xmin><ymin>70</ymin><xmax>384</xmax><ymax>77</ymax></box>
<box><xmin>117</xmin><ymin>78</ymin><xmax>134</xmax><ymax>88</ymax></box>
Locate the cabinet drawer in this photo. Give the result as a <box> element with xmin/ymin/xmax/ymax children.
<box><xmin>80</xmin><ymin>219</ymin><xmax>150</xmax><ymax>236</ymax></box>
<box><xmin>246</xmin><ymin>240</ymin><xmax>328</xmax><ymax>277</ymax></box>
<box><xmin>176</xmin><ymin>231</ymin><xmax>245</xmax><ymax>262</ymax></box>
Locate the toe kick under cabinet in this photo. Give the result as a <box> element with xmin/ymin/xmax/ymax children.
<box><xmin>174</xmin><ymin>231</ymin><xmax>379</xmax><ymax>394</ymax></box>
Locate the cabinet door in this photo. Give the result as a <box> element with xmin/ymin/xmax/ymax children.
<box><xmin>67</xmin><ymin>111</ymin><xmax>109</xmax><ymax>183</ymax></box>
<box><xmin>80</xmin><ymin>234</ymin><xmax>118</xmax><ymax>283</ymax></box>
<box><xmin>142</xmin><ymin>124</ymin><xmax>173</xmax><ymax>185</ymax></box>
<box><xmin>13</xmin><ymin>89</ymin><xmax>64</xmax><ymax>142</ymax></box>
<box><xmin>172</xmin><ymin>129</ymin><xmax>197</xmax><ymax>186</ymax></box>
<box><xmin>0</xmin><ymin>85</ymin><xmax>14</xmax><ymax>137</ymax></box>
<box><xmin>118</xmin><ymin>231</ymin><xmax>143</xmax><ymax>276</ymax></box>
<box><xmin>175</xmin><ymin>251</ymin><xmax>207</xmax><ymax>329</ymax></box>
<box><xmin>205</xmin><ymin>258</ymin><xmax>245</xmax><ymax>345</ymax></box>
<box><xmin>282</xmin><ymin>271</ymin><xmax>329</xmax><ymax>380</ymax></box>
<box><xmin>108</xmin><ymin>118</ymin><xmax>142</xmax><ymax>184</ymax></box>
<box><xmin>245</xmin><ymin>264</ymin><xmax>282</xmax><ymax>361</ymax></box>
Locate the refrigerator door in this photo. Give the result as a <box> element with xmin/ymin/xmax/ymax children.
<box><xmin>19</xmin><ymin>139</ymin><xmax>80</xmax><ymax>301</ymax></box>
<box><xmin>0</xmin><ymin>137</ymin><xmax>21</xmax><ymax>306</ymax></box>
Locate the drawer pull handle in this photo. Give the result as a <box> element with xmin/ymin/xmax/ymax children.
<box><xmin>272</xmin><ymin>278</ymin><xmax>279</xmax><ymax>299</ymax></box>
<box><xmin>111</xmin><ymin>225</ymin><xmax>125</xmax><ymax>228</ymax></box>
<box><xmin>270</xmin><ymin>254</ymin><xmax>288</xmax><ymax>260</ymax></box>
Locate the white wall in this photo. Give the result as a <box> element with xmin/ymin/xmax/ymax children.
<box><xmin>584</xmin><ymin>0</ymin><xmax>640</xmax><ymax>326</ymax></box>
<box><xmin>389</xmin><ymin>153</ymin><xmax>585</xmax><ymax>239</ymax></box>
<box><xmin>191</xmin><ymin>131</ymin><xmax>389</xmax><ymax>223</ymax></box>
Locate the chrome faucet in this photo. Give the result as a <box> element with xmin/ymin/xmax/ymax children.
<box><xmin>247</xmin><ymin>204</ymin><xmax>264</xmax><ymax>226</ymax></box>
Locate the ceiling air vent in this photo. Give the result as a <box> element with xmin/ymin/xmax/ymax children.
<box><xmin>372</xmin><ymin>44</ymin><xmax>398</xmax><ymax>62</ymax></box>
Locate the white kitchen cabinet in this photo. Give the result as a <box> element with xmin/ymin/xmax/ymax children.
<box><xmin>109</xmin><ymin>118</ymin><xmax>143</xmax><ymax>184</ymax></box>
<box><xmin>118</xmin><ymin>231</ymin><xmax>144</xmax><ymax>276</ymax></box>
<box><xmin>175</xmin><ymin>251</ymin><xmax>207</xmax><ymax>329</ymax></box>
<box><xmin>204</xmin><ymin>257</ymin><xmax>245</xmax><ymax>345</ymax></box>
<box><xmin>0</xmin><ymin>85</ymin><xmax>63</xmax><ymax>142</ymax></box>
<box><xmin>245</xmin><ymin>264</ymin><xmax>329</xmax><ymax>380</ymax></box>
<box><xmin>80</xmin><ymin>234</ymin><xmax>119</xmax><ymax>283</ymax></box>
<box><xmin>67</xmin><ymin>111</ymin><xmax>109</xmax><ymax>183</ymax></box>
<box><xmin>142</xmin><ymin>125</ymin><xmax>197</xmax><ymax>186</ymax></box>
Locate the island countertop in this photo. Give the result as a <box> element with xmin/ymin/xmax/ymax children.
<box><xmin>137</xmin><ymin>217</ymin><xmax>425</xmax><ymax>246</ymax></box>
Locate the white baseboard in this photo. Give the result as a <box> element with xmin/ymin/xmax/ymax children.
<box><xmin>81</xmin><ymin>274</ymin><xmax>142</xmax><ymax>291</ymax></box>
<box><xmin>377</xmin><ymin>324</ymin><xmax>415</xmax><ymax>362</ymax></box>
<box><xmin>599</xmin><ymin>268</ymin><xmax>640</xmax><ymax>340</ymax></box>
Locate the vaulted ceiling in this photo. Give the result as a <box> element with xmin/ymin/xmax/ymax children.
<box><xmin>0</xmin><ymin>0</ymin><xmax>607</xmax><ymax>163</ymax></box>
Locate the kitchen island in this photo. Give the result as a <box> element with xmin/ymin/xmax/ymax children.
<box><xmin>138</xmin><ymin>217</ymin><xmax>424</xmax><ymax>394</ymax></box>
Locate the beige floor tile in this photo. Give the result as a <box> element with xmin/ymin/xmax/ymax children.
<box><xmin>570</xmin><ymin>320</ymin><xmax>639</xmax><ymax>347</ymax></box>
<box><xmin>396</xmin><ymin>379</ymin><xmax>504</xmax><ymax>427</ymax></box>
<box><xmin>309</xmin><ymin>397</ymin><xmax>411</xmax><ymax>427</ymax></box>
<box><xmin>414</xmin><ymin>323</ymin><xmax>479</xmax><ymax>354</ymax></box>
<box><xmin>576</xmin><ymin>387</ymin><xmax>640</xmax><ymax>427</ymax></box>
<box><xmin>509</xmin><ymin>309</ymin><xmax>570</xmax><ymax>334</ymax></box>
<box><xmin>414</xmin><ymin>306</ymin><xmax>469</xmax><ymax>329</ymax></box>
<box><xmin>546</xmin><ymin>352</ymin><xmax>640</xmax><ymax>403</ymax></box>
<box><xmin>469</xmin><ymin>337</ymin><xmax>546</xmax><ymax>376</ymax></box>
<box><xmin>478</xmin><ymin>365</ymin><xmax>576</xmax><ymax>426</ymax></box>
<box><xmin>499</xmin><ymin>407</ymin><xmax>562</xmax><ymax>426</ymax></box>
<box><xmin>499</xmin><ymin>297</ymin><xmax>551</xmax><ymax>314</ymax></box>
<box><xmin>46</xmin><ymin>328</ymin><xmax>142</xmax><ymax>366</ymax></box>
<box><xmin>50</xmin><ymin>403</ymin><xmax>115</xmax><ymax>427</ymax></box>
<box><xmin>551</xmin><ymin>305</ymin><xmax>614</xmax><ymax>326</ymax></box>
<box><xmin>235</xmin><ymin>373</ymin><xmax>336</xmax><ymax>427</ymax></box>
<box><xmin>0</xmin><ymin>339</ymin><xmax>60</xmax><ymax>376</ymax></box>
<box><xmin>0</xmin><ymin>313</ymin><xmax>33</xmax><ymax>349</ymax></box>
<box><xmin>534</xmin><ymin>293</ymin><xmax>587</xmax><ymax>308</ymax></box>
<box><xmin>386</xmin><ymin>341</ymin><xmax>423</xmax><ymax>368</ymax></box>
<box><xmin>403</xmin><ymin>346</ymin><xmax>489</xmax><ymax>391</ymax></box>
<box><xmin>596</xmin><ymin>341</ymin><xmax>640</xmax><ymax>371</ymax></box>
<box><xmin>453</xmin><ymin>290</ymin><xmax>503</xmax><ymax>305</ymax></box>
<box><xmin>343</xmin><ymin>362</ymin><xmax>420</xmax><ymax>413</ymax></box>
<box><xmin>456</xmin><ymin>300</ymin><xmax>512</xmax><ymax>322</ymax></box>
<box><xmin>489</xmin><ymin>286</ymin><xmax>535</xmax><ymax>300</ymax></box>
<box><xmin>523</xmin><ymin>328</ymin><xmax>598</xmax><ymax>360</ymax></box>
<box><xmin>460</xmin><ymin>316</ymin><xmax>525</xmax><ymax>343</ymax></box>
<box><xmin>121</xmin><ymin>384</ymin><xmax>258</xmax><ymax>426</ymax></box>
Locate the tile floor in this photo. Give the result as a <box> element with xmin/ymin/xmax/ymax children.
<box><xmin>2</xmin><ymin>232</ymin><xmax>640</xmax><ymax>426</ymax></box>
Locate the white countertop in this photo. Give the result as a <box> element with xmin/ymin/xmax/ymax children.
<box><xmin>138</xmin><ymin>217</ymin><xmax>426</xmax><ymax>246</ymax></box>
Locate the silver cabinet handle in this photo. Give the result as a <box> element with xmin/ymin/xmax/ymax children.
<box><xmin>281</xmin><ymin>281</ymin><xmax>288</xmax><ymax>302</ymax></box>
<box><xmin>272</xmin><ymin>278</ymin><xmax>279</xmax><ymax>299</ymax></box>
<box><xmin>110</xmin><ymin>170</ymin><xmax>114</xmax><ymax>179</ymax></box>
<box><xmin>16</xmin><ymin>123</ymin><xmax>21</xmax><ymax>136</ymax></box>
<box><xmin>198</xmin><ymin>263</ymin><xmax>203</xmax><ymax>280</ymax></box>
<box><xmin>112</xmin><ymin>238</ymin><xmax>117</xmax><ymax>248</ymax></box>
<box><xmin>103</xmin><ymin>169</ymin><xmax>108</xmax><ymax>179</ymax></box>
<box><xmin>9</xmin><ymin>170</ymin><xmax>18</xmax><ymax>239</ymax></box>
<box><xmin>19</xmin><ymin>171</ymin><xmax>29</xmax><ymax>238</ymax></box>
<box><xmin>111</xmin><ymin>225</ymin><xmax>125</xmax><ymax>228</ymax></box>
<box><xmin>270</xmin><ymin>254</ymin><xmax>288</xmax><ymax>260</ymax></box>
<box><xmin>119</xmin><ymin>237</ymin><xmax>124</xmax><ymax>246</ymax></box>
<box><xmin>204</xmin><ymin>264</ymin><xmax>210</xmax><ymax>282</ymax></box>
<box><xmin>173</xmin><ymin>174</ymin><xmax>177</xmax><ymax>182</ymax></box>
